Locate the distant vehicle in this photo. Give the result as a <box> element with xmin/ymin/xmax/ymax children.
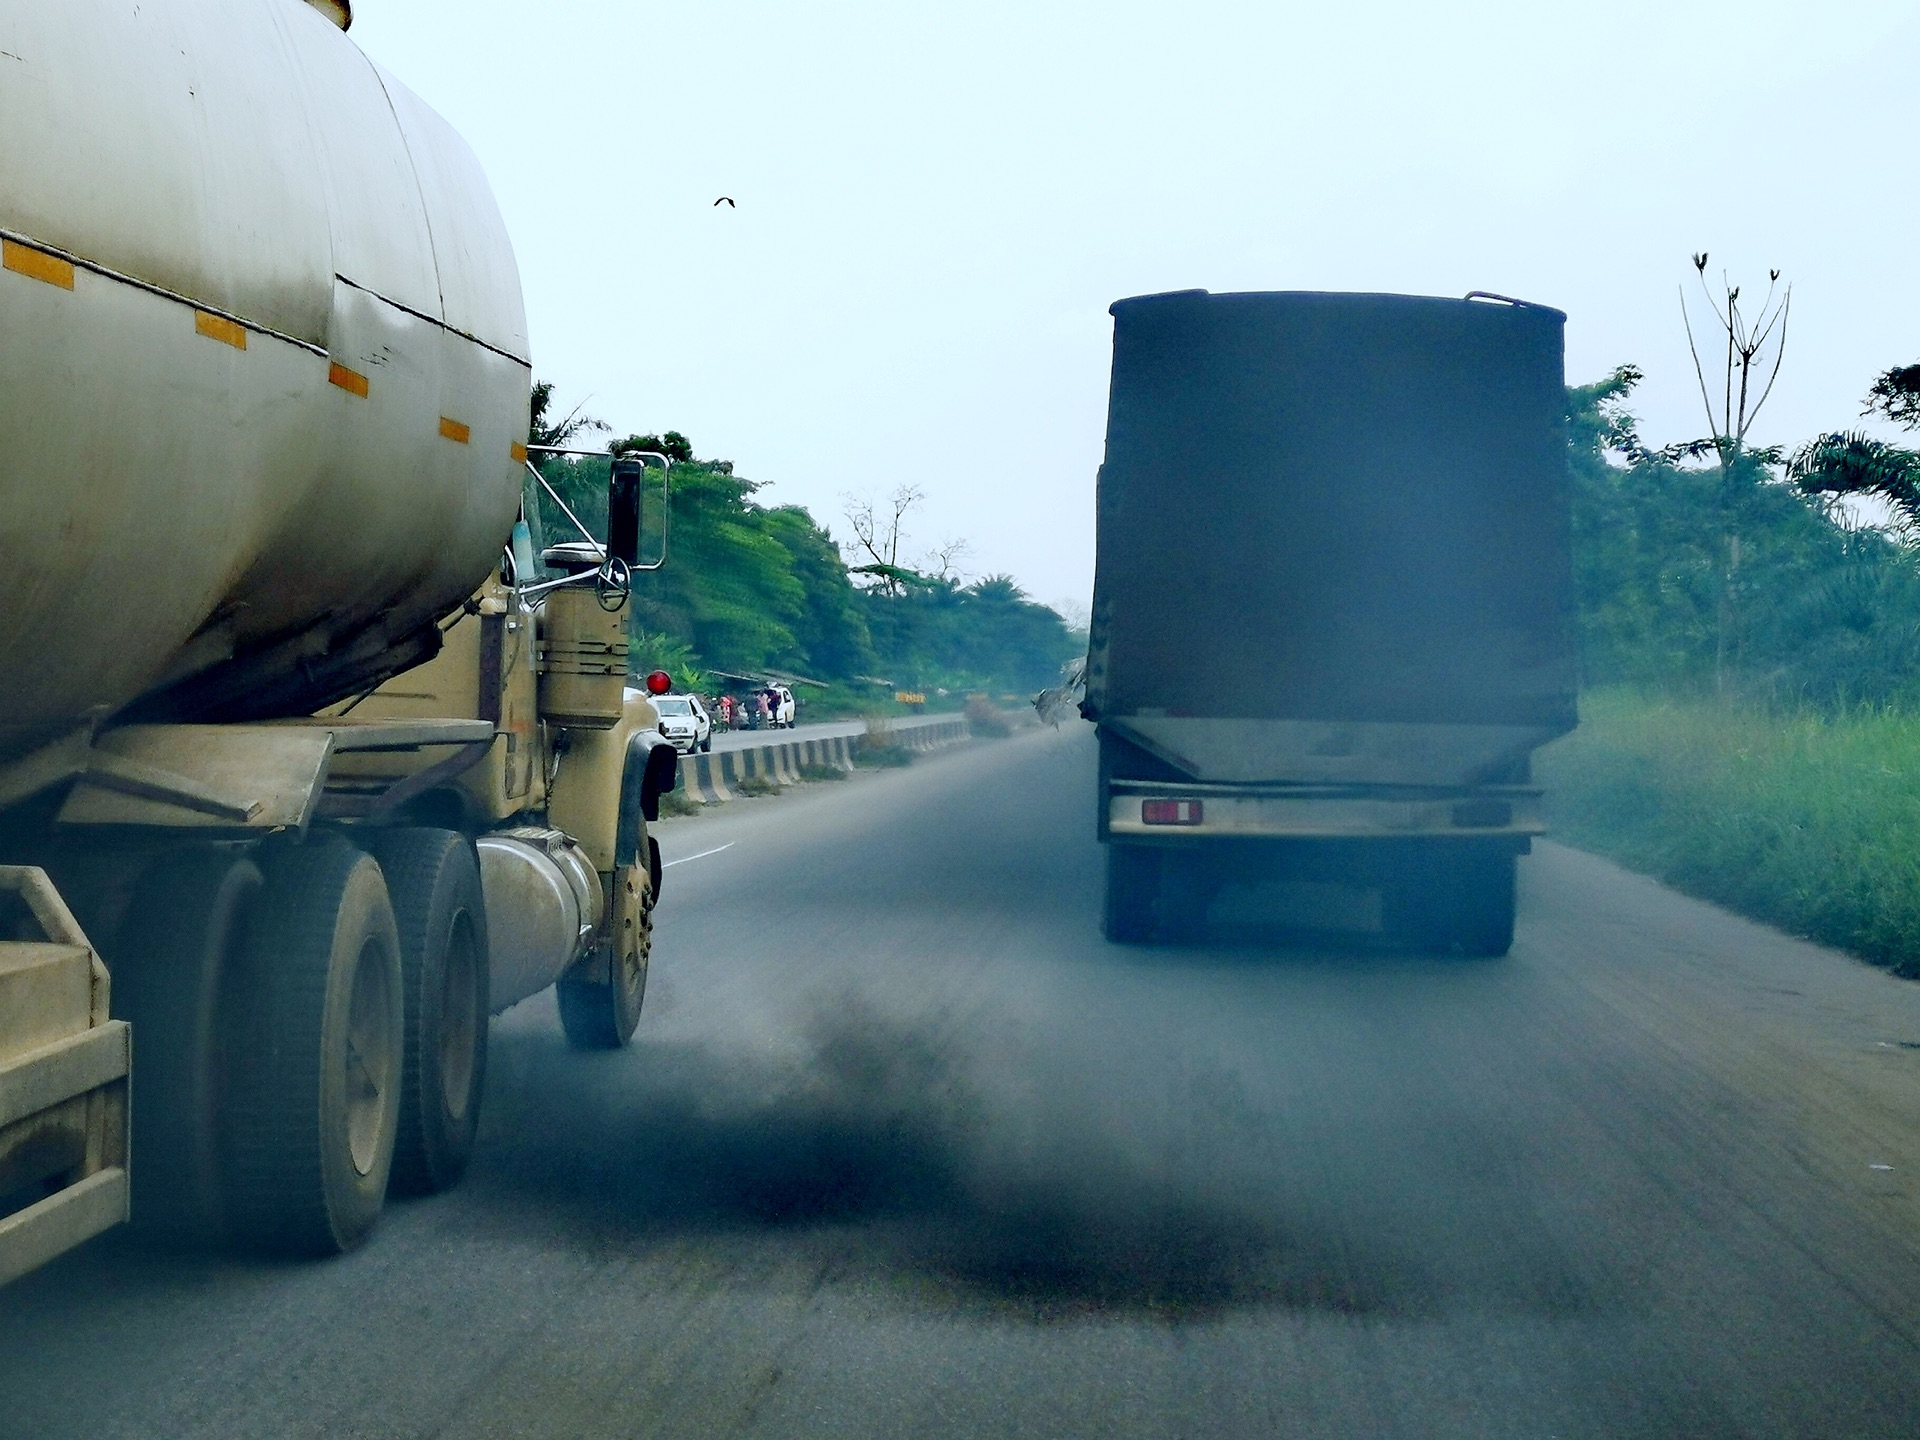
<box><xmin>642</xmin><ymin>693</ymin><xmax>712</xmax><ymax>753</ymax></box>
<box><xmin>759</xmin><ymin>684</ymin><xmax>797</xmax><ymax>728</ymax></box>
<box><xmin>1084</xmin><ymin>288</ymin><xmax>1577</xmax><ymax>953</ymax></box>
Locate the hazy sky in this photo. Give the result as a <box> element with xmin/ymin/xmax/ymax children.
<box><xmin>352</xmin><ymin>0</ymin><xmax>1920</xmax><ymax>614</ymax></box>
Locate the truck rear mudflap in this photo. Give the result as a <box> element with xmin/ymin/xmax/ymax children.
<box><xmin>1104</xmin><ymin>778</ymin><xmax>1544</xmax><ymax>843</ymax></box>
<box><xmin>0</xmin><ymin>867</ymin><xmax>129</xmax><ymax>1287</ymax></box>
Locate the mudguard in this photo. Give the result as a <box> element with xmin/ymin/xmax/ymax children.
<box><xmin>616</xmin><ymin>728</ymin><xmax>679</xmax><ymax>869</ymax></box>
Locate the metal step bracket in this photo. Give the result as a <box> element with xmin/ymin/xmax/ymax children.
<box><xmin>0</xmin><ymin>865</ymin><xmax>130</xmax><ymax>1288</ymax></box>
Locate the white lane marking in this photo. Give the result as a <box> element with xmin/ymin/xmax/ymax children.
<box><xmin>662</xmin><ymin>843</ymin><xmax>736</xmax><ymax>869</ymax></box>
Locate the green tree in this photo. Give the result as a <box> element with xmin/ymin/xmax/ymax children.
<box><xmin>1865</xmin><ymin>362</ymin><xmax>1920</xmax><ymax>429</ymax></box>
<box><xmin>528</xmin><ymin>425</ymin><xmax>1070</xmax><ymax>693</ymax></box>
<box><xmin>528</xmin><ymin>380</ymin><xmax>608</xmax><ymax>452</ymax></box>
<box><xmin>763</xmin><ymin>507</ymin><xmax>876</xmax><ymax>678</ymax></box>
<box><xmin>1789</xmin><ymin>360</ymin><xmax>1920</xmax><ymax>532</ymax></box>
<box><xmin>1569</xmin><ymin>364</ymin><xmax>1920</xmax><ymax>707</ymax></box>
<box><xmin>628</xmin><ymin>460</ymin><xmax>807</xmax><ymax>671</ymax></box>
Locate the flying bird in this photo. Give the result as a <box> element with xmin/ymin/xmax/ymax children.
<box><xmin>714</xmin><ymin>196</ymin><xmax>735</xmax><ymax>207</ymax></box>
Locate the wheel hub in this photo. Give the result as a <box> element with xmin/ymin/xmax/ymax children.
<box><xmin>344</xmin><ymin>936</ymin><xmax>396</xmax><ymax>1175</ymax></box>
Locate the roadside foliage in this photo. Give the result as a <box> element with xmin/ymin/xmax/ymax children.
<box><xmin>1552</xmin><ymin>362</ymin><xmax>1920</xmax><ymax>971</ymax></box>
<box><xmin>529</xmin><ymin>432</ymin><xmax>1080</xmax><ymax>702</ymax></box>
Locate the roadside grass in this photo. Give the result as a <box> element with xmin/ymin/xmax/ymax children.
<box><xmin>795</xmin><ymin>762</ymin><xmax>849</xmax><ymax>782</ymax></box>
<box><xmin>658</xmin><ymin>788</ymin><xmax>703</xmax><ymax>818</ymax></box>
<box><xmin>1538</xmin><ymin>687</ymin><xmax>1920</xmax><ymax>976</ymax></box>
<box><xmin>733</xmin><ymin>774</ymin><xmax>783</xmax><ymax>797</ymax></box>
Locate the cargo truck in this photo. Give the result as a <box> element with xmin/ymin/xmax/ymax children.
<box><xmin>0</xmin><ymin>0</ymin><xmax>683</xmax><ymax>1282</ymax></box>
<box><xmin>1085</xmin><ymin>289</ymin><xmax>1577</xmax><ymax>951</ymax></box>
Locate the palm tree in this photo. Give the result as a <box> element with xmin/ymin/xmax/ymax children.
<box><xmin>528</xmin><ymin>381</ymin><xmax>609</xmax><ymax>452</ymax></box>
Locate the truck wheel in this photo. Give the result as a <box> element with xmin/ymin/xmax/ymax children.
<box><xmin>556</xmin><ymin>862</ymin><xmax>652</xmax><ymax>1050</ymax></box>
<box><xmin>1389</xmin><ymin>849</ymin><xmax>1517</xmax><ymax>957</ymax></box>
<box><xmin>1157</xmin><ymin>852</ymin><xmax>1211</xmax><ymax>943</ymax></box>
<box><xmin>111</xmin><ymin>848</ymin><xmax>262</xmax><ymax>1244</ymax></box>
<box><xmin>364</xmin><ymin>829</ymin><xmax>488</xmax><ymax>1197</ymax></box>
<box><xmin>1447</xmin><ymin>853</ymin><xmax>1517</xmax><ymax>957</ymax></box>
<box><xmin>1103</xmin><ymin>845</ymin><xmax>1159</xmax><ymax>943</ymax></box>
<box><xmin>222</xmin><ymin>838</ymin><xmax>404</xmax><ymax>1255</ymax></box>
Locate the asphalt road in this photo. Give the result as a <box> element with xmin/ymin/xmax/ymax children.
<box><xmin>707</xmin><ymin>708</ymin><xmax>960</xmax><ymax>753</ymax></box>
<box><xmin>6</xmin><ymin>723</ymin><xmax>1920</xmax><ymax>1437</ymax></box>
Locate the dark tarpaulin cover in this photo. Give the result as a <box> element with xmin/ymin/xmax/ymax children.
<box><xmin>1085</xmin><ymin>289</ymin><xmax>1577</xmax><ymax>733</ymax></box>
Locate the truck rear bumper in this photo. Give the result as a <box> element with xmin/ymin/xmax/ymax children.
<box><xmin>1105</xmin><ymin>779</ymin><xmax>1544</xmax><ymax>843</ymax></box>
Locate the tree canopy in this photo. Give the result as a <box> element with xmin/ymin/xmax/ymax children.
<box><xmin>525</xmin><ymin>418</ymin><xmax>1079</xmax><ymax>697</ymax></box>
<box><xmin>1570</xmin><ymin>366</ymin><xmax>1920</xmax><ymax>707</ymax></box>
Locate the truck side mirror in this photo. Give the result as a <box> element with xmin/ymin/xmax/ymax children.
<box><xmin>608</xmin><ymin>457</ymin><xmax>643</xmax><ymax>567</ymax></box>
<box><xmin>606</xmin><ymin>451</ymin><xmax>670</xmax><ymax>572</ymax></box>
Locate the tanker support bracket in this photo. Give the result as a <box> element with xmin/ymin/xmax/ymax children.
<box><xmin>51</xmin><ymin>718</ymin><xmax>496</xmax><ymax>833</ymax></box>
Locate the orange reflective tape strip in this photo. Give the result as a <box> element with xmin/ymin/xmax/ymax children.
<box><xmin>439</xmin><ymin>417</ymin><xmax>471</xmax><ymax>444</ymax></box>
<box><xmin>194</xmin><ymin>311</ymin><xmax>247</xmax><ymax>349</ymax></box>
<box><xmin>2</xmin><ymin>238</ymin><xmax>76</xmax><ymax>289</ymax></box>
<box><xmin>509</xmin><ymin>441</ymin><xmax>529</xmax><ymax>464</ymax></box>
<box><xmin>328</xmin><ymin>362</ymin><xmax>370</xmax><ymax>398</ymax></box>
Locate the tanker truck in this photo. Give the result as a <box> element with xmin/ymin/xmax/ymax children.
<box><xmin>1085</xmin><ymin>289</ymin><xmax>1577</xmax><ymax>951</ymax></box>
<box><xmin>0</xmin><ymin>0</ymin><xmax>684</xmax><ymax>1282</ymax></box>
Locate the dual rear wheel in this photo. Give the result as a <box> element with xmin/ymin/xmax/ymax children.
<box><xmin>1101</xmin><ymin>841</ymin><xmax>1517</xmax><ymax>956</ymax></box>
<box><xmin>1102</xmin><ymin>845</ymin><xmax>1208</xmax><ymax>944</ymax></box>
<box><xmin>113</xmin><ymin>828</ymin><xmax>489</xmax><ymax>1254</ymax></box>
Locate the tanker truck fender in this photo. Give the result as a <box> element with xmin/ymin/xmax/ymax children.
<box><xmin>542</xmin><ymin>720</ymin><xmax>674</xmax><ymax>876</ymax></box>
<box><xmin>621</xmin><ymin>730</ymin><xmax>680</xmax><ymax>863</ymax></box>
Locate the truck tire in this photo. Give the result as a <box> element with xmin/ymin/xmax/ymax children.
<box><xmin>1157</xmin><ymin>852</ymin><xmax>1210</xmax><ymax>943</ymax></box>
<box><xmin>364</xmin><ymin>829</ymin><xmax>488</xmax><ymax>1197</ymax></box>
<box><xmin>1103</xmin><ymin>845</ymin><xmax>1159</xmax><ymax>943</ymax></box>
<box><xmin>1389</xmin><ymin>848</ymin><xmax>1517</xmax><ymax>958</ymax></box>
<box><xmin>1448</xmin><ymin>853</ymin><xmax>1517</xmax><ymax>957</ymax></box>
<box><xmin>557</xmin><ymin>861</ymin><xmax>652</xmax><ymax>1050</ymax></box>
<box><xmin>111</xmin><ymin>848</ymin><xmax>263</xmax><ymax>1244</ymax></box>
<box><xmin>221</xmin><ymin>838</ymin><xmax>404</xmax><ymax>1255</ymax></box>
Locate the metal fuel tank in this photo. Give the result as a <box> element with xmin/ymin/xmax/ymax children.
<box><xmin>0</xmin><ymin>0</ymin><xmax>532</xmax><ymax>760</ymax></box>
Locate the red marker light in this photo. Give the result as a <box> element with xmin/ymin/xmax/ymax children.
<box><xmin>644</xmin><ymin>670</ymin><xmax>672</xmax><ymax>695</ymax></box>
<box><xmin>1141</xmin><ymin>799</ymin><xmax>1203</xmax><ymax>826</ymax></box>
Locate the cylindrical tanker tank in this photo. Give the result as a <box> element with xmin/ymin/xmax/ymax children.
<box><xmin>0</xmin><ymin>0</ymin><xmax>532</xmax><ymax>761</ymax></box>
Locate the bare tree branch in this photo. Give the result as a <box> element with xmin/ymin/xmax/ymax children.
<box><xmin>840</xmin><ymin>485</ymin><xmax>924</xmax><ymax>596</ymax></box>
<box><xmin>1745</xmin><ymin>290</ymin><xmax>1791</xmax><ymax>435</ymax></box>
<box><xmin>1681</xmin><ymin>287</ymin><xmax>1721</xmax><ymax>442</ymax></box>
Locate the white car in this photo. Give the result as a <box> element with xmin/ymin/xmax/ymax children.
<box><xmin>758</xmin><ymin>684</ymin><xmax>796</xmax><ymax>728</ymax></box>
<box><xmin>640</xmin><ymin>692</ymin><xmax>712</xmax><ymax>753</ymax></box>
